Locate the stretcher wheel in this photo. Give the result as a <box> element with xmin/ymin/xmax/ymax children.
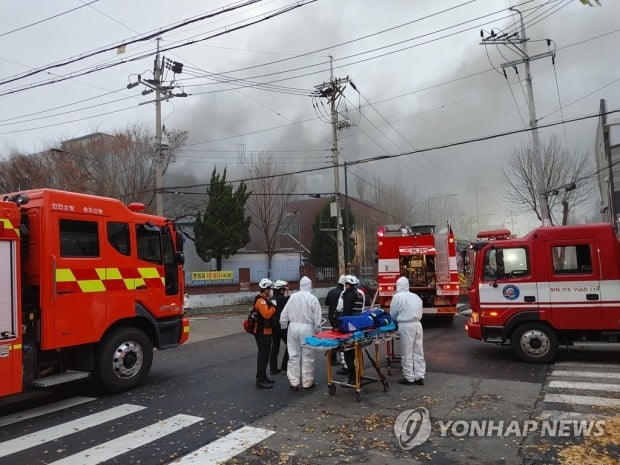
<box><xmin>381</xmin><ymin>375</ymin><xmax>389</xmax><ymax>392</ymax></box>
<box><xmin>356</xmin><ymin>391</ymin><xmax>363</xmax><ymax>402</ymax></box>
<box><xmin>328</xmin><ymin>383</ymin><xmax>336</xmax><ymax>396</ymax></box>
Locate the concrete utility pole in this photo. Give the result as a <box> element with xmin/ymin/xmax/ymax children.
<box><xmin>126</xmin><ymin>38</ymin><xmax>187</xmax><ymax>216</ymax></box>
<box><xmin>481</xmin><ymin>8</ymin><xmax>554</xmax><ymax>226</ymax></box>
<box><xmin>312</xmin><ymin>56</ymin><xmax>351</xmax><ymax>276</ymax></box>
<box><xmin>154</xmin><ymin>40</ymin><xmax>164</xmax><ymax>216</ymax></box>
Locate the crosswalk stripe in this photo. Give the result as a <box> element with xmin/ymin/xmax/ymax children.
<box><xmin>0</xmin><ymin>403</ymin><xmax>145</xmax><ymax>459</ymax></box>
<box><xmin>555</xmin><ymin>362</ymin><xmax>620</xmax><ymax>369</ymax></box>
<box><xmin>544</xmin><ymin>393</ymin><xmax>620</xmax><ymax>408</ymax></box>
<box><xmin>539</xmin><ymin>410</ymin><xmax>603</xmax><ymax>421</ymax></box>
<box><xmin>48</xmin><ymin>414</ymin><xmax>203</xmax><ymax>465</ymax></box>
<box><xmin>549</xmin><ymin>380</ymin><xmax>620</xmax><ymax>392</ymax></box>
<box><xmin>0</xmin><ymin>396</ymin><xmax>96</xmax><ymax>427</ymax></box>
<box><xmin>173</xmin><ymin>425</ymin><xmax>275</xmax><ymax>464</ymax></box>
<box><xmin>550</xmin><ymin>370</ymin><xmax>620</xmax><ymax>380</ymax></box>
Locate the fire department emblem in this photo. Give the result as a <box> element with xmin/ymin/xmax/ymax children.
<box><xmin>502</xmin><ymin>285</ymin><xmax>520</xmax><ymax>301</ymax></box>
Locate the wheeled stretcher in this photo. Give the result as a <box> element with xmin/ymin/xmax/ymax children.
<box><xmin>304</xmin><ymin>324</ymin><xmax>397</xmax><ymax>402</ymax></box>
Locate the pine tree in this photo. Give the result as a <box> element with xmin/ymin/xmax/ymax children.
<box><xmin>193</xmin><ymin>168</ymin><xmax>251</xmax><ymax>270</ymax></box>
<box><xmin>310</xmin><ymin>202</ymin><xmax>355</xmax><ymax>268</ymax></box>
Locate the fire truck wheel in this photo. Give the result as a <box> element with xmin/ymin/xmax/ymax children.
<box><xmin>96</xmin><ymin>327</ymin><xmax>153</xmax><ymax>393</ymax></box>
<box><xmin>511</xmin><ymin>323</ymin><xmax>558</xmax><ymax>363</ymax></box>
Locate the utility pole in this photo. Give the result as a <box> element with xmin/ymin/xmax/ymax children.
<box><xmin>481</xmin><ymin>8</ymin><xmax>554</xmax><ymax>226</ymax></box>
<box><xmin>126</xmin><ymin>38</ymin><xmax>187</xmax><ymax>216</ymax></box>
<box><xmin>154</xmin><ymin>40</ymin><xmax>163</xmax><ymax>216</ymax></box>
<box><xmin>312</xmin><ymin>56</ymin><xmax>351</xmax><ymax>276</ymax></box>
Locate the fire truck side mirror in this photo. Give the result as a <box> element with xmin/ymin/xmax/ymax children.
<box><xmin>175</xmin><ymin>252</ymin><xmax>185</xmax><ymax>266</ymax></box>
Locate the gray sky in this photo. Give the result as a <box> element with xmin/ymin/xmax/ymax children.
<box><xmin>2</xmin><ymin>0</ymin><xmax>619</xmax><ymax>235</ymax></box>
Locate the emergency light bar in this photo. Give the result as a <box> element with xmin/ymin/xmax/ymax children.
<box><xmin>476</xmin><ymin>229</ymin><xmax>511</xmax><ymax>240</ymax></box>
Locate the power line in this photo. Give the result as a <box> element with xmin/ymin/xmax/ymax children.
<box><xmin>0</xmin><ymin>0</ymin><xmax>544</xmax><ymax>99</ymax></box>
<box><xmin>160</xmin><ymin>107</ymin><xmax>620</xmax><ymax>192</ymax></box>
<box><xmin>0</xmin><ymin>0</ymin><xmax>263</xmax><ymax>86</ymax></box>
<box><xmin>0</xmin><ymin>0</ymin><xmax>100</xmax><ymax>38</ymax></box>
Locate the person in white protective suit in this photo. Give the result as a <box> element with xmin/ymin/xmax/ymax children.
<box><xmin>390</xmin><ymin>276</ymin><xmax>426</xmax><ymax>386</ymax></box>
<box><xmin>280</xmin><ymin>276</ymin><xmax>322</xmax><ymax>391</ymax></box>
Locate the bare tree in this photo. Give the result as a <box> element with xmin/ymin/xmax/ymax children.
<box><xmin>246</xmin><ymin>155</ymin><xmax>298</xmax><ymax>277</ymax></box>
<box><xmin>502</xmin><ymin>137</ymin><xmax>595</xmax><ymax>225</ymax></box>
<box><xmin>0</xmin><ymin>124</ymin><xmax>188</xmax><ymax>213</ymax></box>
<box><xmin>370</xmin><ymin>175</ymin><xmax>420</xmax><ymax>224</ymax></box>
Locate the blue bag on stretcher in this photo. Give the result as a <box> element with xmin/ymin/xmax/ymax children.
<box><xmin>337</xmin><ymin>309</ymin><xmax>394</xmax><ymax>333</ymax></box>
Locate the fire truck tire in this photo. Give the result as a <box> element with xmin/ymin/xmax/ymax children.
<box><xmin>96</xmin><ymin>327</ymin><xmax>153</xmax><ymax>393</ymax></box>
<box><xmin>511</xmin><ymin>323</ymin><xmax>558</xmax><ymax>363</ymax></box>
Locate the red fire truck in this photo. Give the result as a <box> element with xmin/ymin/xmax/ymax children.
<box><xmin>466</xmin><ymin>223</ymin><xmax>620</xmax><ymax>362</ymax></box>
<box><xmin>0</xmin><ymin>189</ymin><xmax>189</xmax><ymax>398</ymax></box>
<box><xmin>376</xmin><ymin>224</ymin><xmax>460</xmax><ymax>319</ymax></box>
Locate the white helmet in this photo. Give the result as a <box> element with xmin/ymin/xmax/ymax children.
<box><xmin>274</xmin><ymin>280</ymin><xmax>289</xmax><ymax>290</ymax></box>
<box><xmin>338</xmin><ymin>275</ymin><xmax>346</xmax><ymax>285</ymax></box>
<box><xmin>258</xmin><ymin>278</ymin><xmax>273</xmax><ymax>290</ymax></box>
<box><xmin>344</xmin><ymin>275</ymin><xmax>357</xmax><ymax>285</ymax></box>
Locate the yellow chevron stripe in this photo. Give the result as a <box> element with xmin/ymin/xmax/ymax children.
<box><xmin>77</xmin><ymin>280</ymin><xmax>106</xmax><ymax>293</ymax></box>
<box><xmin>0</xmin><ymin>218</ymin><xmax>19</xmax><ymax>236</ymax></box>
<box><xmin>138</xmin><ymin>267</ymin><xmax>160</xmax><ymax>279</ymax></box>
<box><xmin>56</xmin><ymin>269</ymin><xmax>76</xmax><ymax>282</ymax></box>
<box><xmin>95</xmin><ymin>267</ymin><xmax>123</xmax><ymax>280</ymax></box>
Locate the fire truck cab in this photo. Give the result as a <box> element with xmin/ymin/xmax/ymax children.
<box><xmin>0</xmin><ymin>189</ymin><xmax>189</xmax><ymax>398</ymax></box>
<box><xmin>467</xmin><ymin>223</ymin><xmax>620</xmax><ymax>362</ymax></box>
<box><xmin>376</xmin><ymin>224</ymin><xmax>460</xmax><ymax>319</ymax></box>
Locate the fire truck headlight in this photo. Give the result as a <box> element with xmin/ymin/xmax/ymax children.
<box><xmin>471</xmin><ymin>312</ymin><xmax>479</xmax><ymax>324</ymax></box>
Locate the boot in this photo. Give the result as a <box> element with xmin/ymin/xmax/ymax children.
<box><xmin>256</xmin><ymin>380</ymin><xmax>273</xmax><ymax>389</ymax></box>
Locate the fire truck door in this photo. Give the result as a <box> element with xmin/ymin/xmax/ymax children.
<box><xmin>0</xmin><ymin>240</ymin><xmax>22</xmax><ymax>397</ymax></box>
<box><xmin>543</xmin><ymin>240</ymin><xmax>603</xmax><ymax>330</ymax></box>
<box><xmin>52</xmin><ymin>217</ymin><xmax>107</xmax><ymax>348</ymax></box>
<box><xmin>478</xmin><ymin>246</ymin><xmax>538</xmax><ymax>313</ymax></box>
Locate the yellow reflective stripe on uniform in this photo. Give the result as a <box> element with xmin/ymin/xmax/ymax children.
<box><xmin>56</xmin><ymin>269</ymin><xmax>76</xmax><ymax>282</ymax></box>
<box><xmin>77</xmin><ymin>280</ymin><xmax>106</xmax><ymax>293</ymax></box>
<box><xmin>138</xmin><ymin>267</ymin><xmax>160</xmax><ymax>279</ymax></box>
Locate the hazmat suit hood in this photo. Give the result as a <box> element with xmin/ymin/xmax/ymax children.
<box><xmin>299</xmin><ymin>276</ymin><xmax>312</xmax><ymax>292</ymax></box>
<box><xmin>396</xmin><ymin>276</ymin><xmax>409</xmax><ymax>293</ymax></box>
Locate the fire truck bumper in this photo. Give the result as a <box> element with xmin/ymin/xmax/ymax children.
<box><xmin>179</xmin><ymin>317</ymin><xmax>190</xmax><ymax>345</ymax></box>
<box><xmin>466</xmin><ymin>319</ymin><xmax>483</xmax><ymax>340</ymax></box>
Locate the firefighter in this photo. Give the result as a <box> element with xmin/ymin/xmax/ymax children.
<box><xmin>325</xmin><ymin>275</ymin><xmax>345</xmax><ymax>329</ymax></box>
<box><xmin>325</xmin><ymin>275</ymin><xmax>346</xmax><ymax>366</ymax></box>
<box><xmin>270</xmin><ymin>280</ymin><xmax>290</xmax><ymax>374</ymax></box>
<box><xmin>390</xmin><ymin>276</ymin><xmax>425</xmax><ymax>386</ymax></box>
<box><xmin>337</xmin><ymin>275</ymin><xmax>365</xmax><ymax>384</ymax></box>
<box><xmin>254</xmin><ymin>278</ymin><xmax>277</xmax><ymax>389</ymax></box>
<box><xmin>280</xmin><ymin>276</ymin><xmax>322</xmax><ymax>391</ymax></box>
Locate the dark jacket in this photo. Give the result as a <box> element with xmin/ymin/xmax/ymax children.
<box><xmin>272</xmin><ymin>293</ymin><xmax>289</xmax><ymax>332</ymax></box>
<box><xmin>325</xmin><ymin>284</ymin><xmax>344</xmax><ymax>328</ymax></box>
<box><xmin>341</xmin><ymin>287</ymin><xmax>364</xmax><ymax>316</ymax></box>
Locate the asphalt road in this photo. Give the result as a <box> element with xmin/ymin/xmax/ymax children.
<box><xmin>0</xmin><ymin>309</ymin><xmax>618</xmax><ymax>465</ymax></box>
